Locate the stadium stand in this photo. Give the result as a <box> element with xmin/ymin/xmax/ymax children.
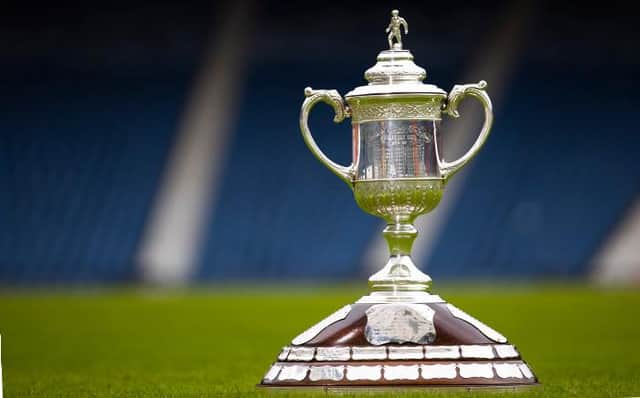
<box><xmin>198</xmin><ymin>3</ymin><xmax>640</xmax><ymax>280</ymax></box>
<box><xmin>0</xmin><ymin>2</ymin><xmax>638</xmax><ymax>283</ymax></box>
<box><xmin>0</xmin><ymin>3</ymin><xmax>215</xmax><ymax>282</ymax></box>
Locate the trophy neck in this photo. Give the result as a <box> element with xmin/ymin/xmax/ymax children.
<box><xmin>368</xmin><ymin>222</ymin><xmax>432</xmax><ymax>294</ymax></box>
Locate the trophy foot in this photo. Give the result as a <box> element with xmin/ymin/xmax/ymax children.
<box><xmin>259</xmin><ymin>296</ymin><xmax>539</xmax><ymax>389</ymax></box>
<box><xmin>368</xmin><ymin>255</ymin><xmax>432</xmax><ymax>292</ymax></box>
<box><xmin>367</xmin><ymin>222</ymin><xmax>432</xmax><ymax>293</ymax></box>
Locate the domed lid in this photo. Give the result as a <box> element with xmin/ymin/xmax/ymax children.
<box><xmin>345</xmin><ymin>10</ymin><xmax>446</xmax><ymax>98</ymax></box>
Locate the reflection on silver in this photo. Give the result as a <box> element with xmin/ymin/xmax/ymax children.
<box><xmin>421</xmin><ymin>364</ymin><xmax>457</xmax><ymax>379</ymax></box>
<box><xmin>494</xmin><ymin>363</ymin><xmax>523</xmax><ymax>379</ymax></box>
<box><xmin>357</xmin><ymin>121</ymin><xmax>438</xmax><ymax>180</ymax></box>
<box><xmin>518</xmin><ymin>363</ymin><xmax>534</xmax><ymax>379</ymax></box>
<box><xmin>460</xmin><ymin>345</ymin><xmax>495</xmax><ymax>359</ymax></box>
<box><xmin>291</xmin><ymin>305</ymin><xmax>352</xmax><ymax>345</ymax></box>
<box><xmin>288</xmin><ymin>347</ymin><xmax>315</xmax><ymax>361</ymax></box>
<box><xmin>346</xmin><ymin>365</ymin><xmax>382</xmax><ymax>381</ymax></box>
<box><xmin>388</xmin><ymin>346</ymin><xmax>424</xmax><ymax>360</ymax></box>
<box><xmin>300</xmin><ymin>8</ymin><xmax>494</xmax><ymax>310</ymax></box>
<box><xmin>277</xmin><ymin>347</ymin><xmax>290</xmax><ymax>361</ymax></box>
<box><xmin>263</xmin><ymin>365</ymin><xmax>281</xmax><ymax>382</ymax></box>
<box><xmin>385</xmin><ymin>9</ymin><xmax>408</xmax><ymax>50</ymax></box>
<box><xmin>365</xmin><ymin>304</ymin><xmax>436</xmax><ymax>345</ymax></box>
<box><xmin>425</xmin><ymin>346</ymin><xmax>460</xmax><ymax>359</ymax></box>
<box><xmin>384</xmin><ymin>365</ymin><xmax>419</xmax><ymax>380</ymax></box>
<box><xmin>352</xmin><ymin>346</ymin><xmax>387</xmax><ymax>360</ymax></box>
<box><xmin>350</xmin><ymin>101</ymin><xmax>441</xmax><ymax>123</ymax></box>
<box><xmin>309</xmin><ymin>366</ymin><xmax>345</xmax><ymax>382</ymax></box>
<box><xmin>446</xmin><ymin>304</ymin><xmax>507</xmax><ymax>343</ymax></box>
<box><xmin>281</xmin><ymin>344</ymin><xmax>524</xmax><ymax>362</ymax></box>
<box><xmin>458</xmin><ymin>363</ymin><xmax>495</xmax><ymax>379</ymax></box>
<box><xmin>278</xmin><ymin>365</ymin><xmax>309</xmax><ymax>381</ymax></box>
<box><xmin>495</xmin><ymin>345</ymin><xmax>519</xmax><ymax>359</ymax></box>
<box><xmin>315</xmin><ymin>346</ymin><xmax>351</xmax><ymax>361</ymax></box>
<box><xmin>356</xmin><ymin>292</ymin><xmax>445</xmax><ymax>304</ymax></box>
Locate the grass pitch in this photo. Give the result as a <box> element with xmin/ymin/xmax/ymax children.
<box><xmin>0</xmin><ymin>283</ymin><xmax>638</xmax><ymax>397</ymax></box>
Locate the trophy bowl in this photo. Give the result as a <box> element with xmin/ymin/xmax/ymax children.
<box><xmin>353</xmin><ymin>177</ymin><xmax>443</xmax><ymax>224</ymax></box>
<box><xmin>351</xmin><ymin>118</ymin><xmax>444</xmax><ymax>223</ymax></box>
<box><xmin>259</xmin><ymin>10</ymin><xmax>538</xmax><ymax>390</ymax></box>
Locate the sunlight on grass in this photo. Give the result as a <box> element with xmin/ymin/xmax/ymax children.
<box><xmin>0</xmin><ymin>284</ymin><xmax>638</xmax><ymax>397</ymax></box>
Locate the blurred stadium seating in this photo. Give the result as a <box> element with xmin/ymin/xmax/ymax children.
<box><xmin>0</xmin><ymin>1</ymin><xmax>638</xmax><ymax>284</ymax></box>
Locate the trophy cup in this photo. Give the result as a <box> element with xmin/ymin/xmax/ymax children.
<box><xmin>260</xmin><ymin>10</ymin><xmax>538</xmax><ymax>390</ymax></box>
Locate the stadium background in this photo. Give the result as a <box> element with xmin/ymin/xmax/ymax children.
<box><xmin>0</xmin><ymin>1</ymin><xmax>639</xmax><ymax>397</ymax></box>
<box><xmin>1</xmin><ymin>0</ymin><xmax>638</xmax><ymax>285</ymax></box>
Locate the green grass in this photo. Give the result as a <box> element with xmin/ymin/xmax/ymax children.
<box><xmin>0</xmin><ymin>283</ymin><xmax>639</xmax><ymax>397</ymax></box>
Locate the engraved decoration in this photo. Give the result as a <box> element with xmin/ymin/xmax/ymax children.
<box><xmin>364</xmin><ymin>303</ymin><xmax>436</xmax><ymax>345</ymax></box>
<box><xmin>315</xmin><ymin>347</ymin><xmax>351</xmax><ymax>361</ymax></box>
<box><xmin>309</xmin><ymin>366</ymin><xmax>345</xmax><ymax>381</ymax></box>
<box><xmin>351</xmin><ymin>346</ymin><xmax>387</xmax><ymax>360</ymax></box>
<box><xmin>388</xmin><ymin>346</ymin><xmax>424</xmax><ymax>360</ymax></box>
<box><xmin>291</xmin><ymin>305</ymin><xmax>351</xmax><ymax>345</ymax></box>
<box><xmin>350</xmin><ymin>100</ymin><xmax>441</xmax><ymax>123</ymax></box>
<box><xmin>425</xmin><ymin>345</ymin><xmax>460</xmax><ymax>359</ymax></box>
<box><xmin>287</xmin><ymin>347</ymin><xmax>315</xmax><ymax>361</ymax></box>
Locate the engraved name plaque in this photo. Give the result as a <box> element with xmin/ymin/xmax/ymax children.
<box><xmin>365</xmin><ymin>304</ymin><xmax>436</xmax><ymax>345</ymax></box>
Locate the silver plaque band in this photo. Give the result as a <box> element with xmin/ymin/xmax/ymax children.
<box><xmin>263</xmin><ymin>365</ymin><xmax>281</xmax><ymax>382</ymax></box>
<box><xmin>278</xmin><ymin>365</ymin><xmax>309</xmax><ymax>381</ymax></box>
<box><xmin>351</xmin><ymin>346</ymin><xmax>387</xmax><ymax>360</ymax></box>
<box><xmin>309</xmin><ymin>365</ymin><xmax>345</xmax><ymax>381</ymax></box>
<box><xmin>315</xmin><ymin>346</ymin><xmax>351</xmax><ymax>361</ymax></box>
<box><xmin>425</xmin><ymin>345</ymin><xmax>460</xmax><ymax>359</ymax></box>
<box><xmin>384</xmin><ymin>365</ymin><xmax>420</xmax><ymax>380</ymax></box>
<box><xmin>277</xmin><ymin>347</ymin><xmax>290</xmax><ymax>361</ymax></box>
<box><xmin>346</xmin><ymin>365</ymin><xmax>382</xmax><ymax>381</ymax></box>
<box><xmin>388</xmin><ymin>346</ymin><xmax>424</xmax><ymax>360</ymax></box>
<box><xmin>421</xmin><ymin>364</ymin><xmax>457</xmax><ymax>380</ymax></box>
<box><xmin>494</xmin><ymin>363</ymin><xmax>524</xmax><ymax>379</ymax></box>
<box><xmin>349</xmin><ymin>99</ymin><xmax>443</xmax><ymax>123</ymax></box>
<box><xmin>458</xmin><ymin>363</ymin><xmax>495</xmax><ymax>379</ymax></box>
<box><xmin>460</xmin><ymin>345</ymin><xmax>495</xmax><ymax>359</ymax></box>
<box><xmin>494</xmin><ymin>344</ymin><xmax>519</xmax><ymax>359</ymax></box>
<box><xmin>287</xmin><ymin>347</ymin><xmax>315</xmax><ymax>361</ymax></box>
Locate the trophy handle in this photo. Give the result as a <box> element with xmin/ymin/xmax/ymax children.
<box><xmin>300</xmin><ymin>87</ymin><xmax>355</xmax><ymax>186</ymax></box>
<box><xmin>438</xmin><ymin>80</ymin><xmax>494</xmax><ymax>179</ymax></box>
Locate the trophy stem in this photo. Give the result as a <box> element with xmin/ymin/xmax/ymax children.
<box><xmin>368</xmin><ymin>222</ymin><xmax>432</xmax><ymax>292</ymax></box>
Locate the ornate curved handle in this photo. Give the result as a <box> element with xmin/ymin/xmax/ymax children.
<box><xmin>300</xmin><ymin>87</ymin><xmax>355</xmax><ymax>186</ymax></box>
<box><xmin>438</xmin><ymin>80</ymin><xmax>494</xmax><ymax>180</ymax></box>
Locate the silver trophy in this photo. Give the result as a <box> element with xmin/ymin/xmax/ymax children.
<box><xmin>260</xmin><ymin>10</ymin><xmax>537</xmax><ymax>389</ymax></box>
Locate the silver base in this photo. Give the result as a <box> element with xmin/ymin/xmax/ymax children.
<box><xmin>356</xmin><ymin>291</ymin><xmax>444</xmax><ymax>304</ymax></box>
<box><xmin>258</xmin><ymin>383</ymin><xmax>540</xmax><ymax>393</ymax></box>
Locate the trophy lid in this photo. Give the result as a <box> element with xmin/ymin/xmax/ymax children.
<box><xmin>345</xmin><ymin>10</ymin><xmax>446</xmax><ymax>98</ymax></box>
